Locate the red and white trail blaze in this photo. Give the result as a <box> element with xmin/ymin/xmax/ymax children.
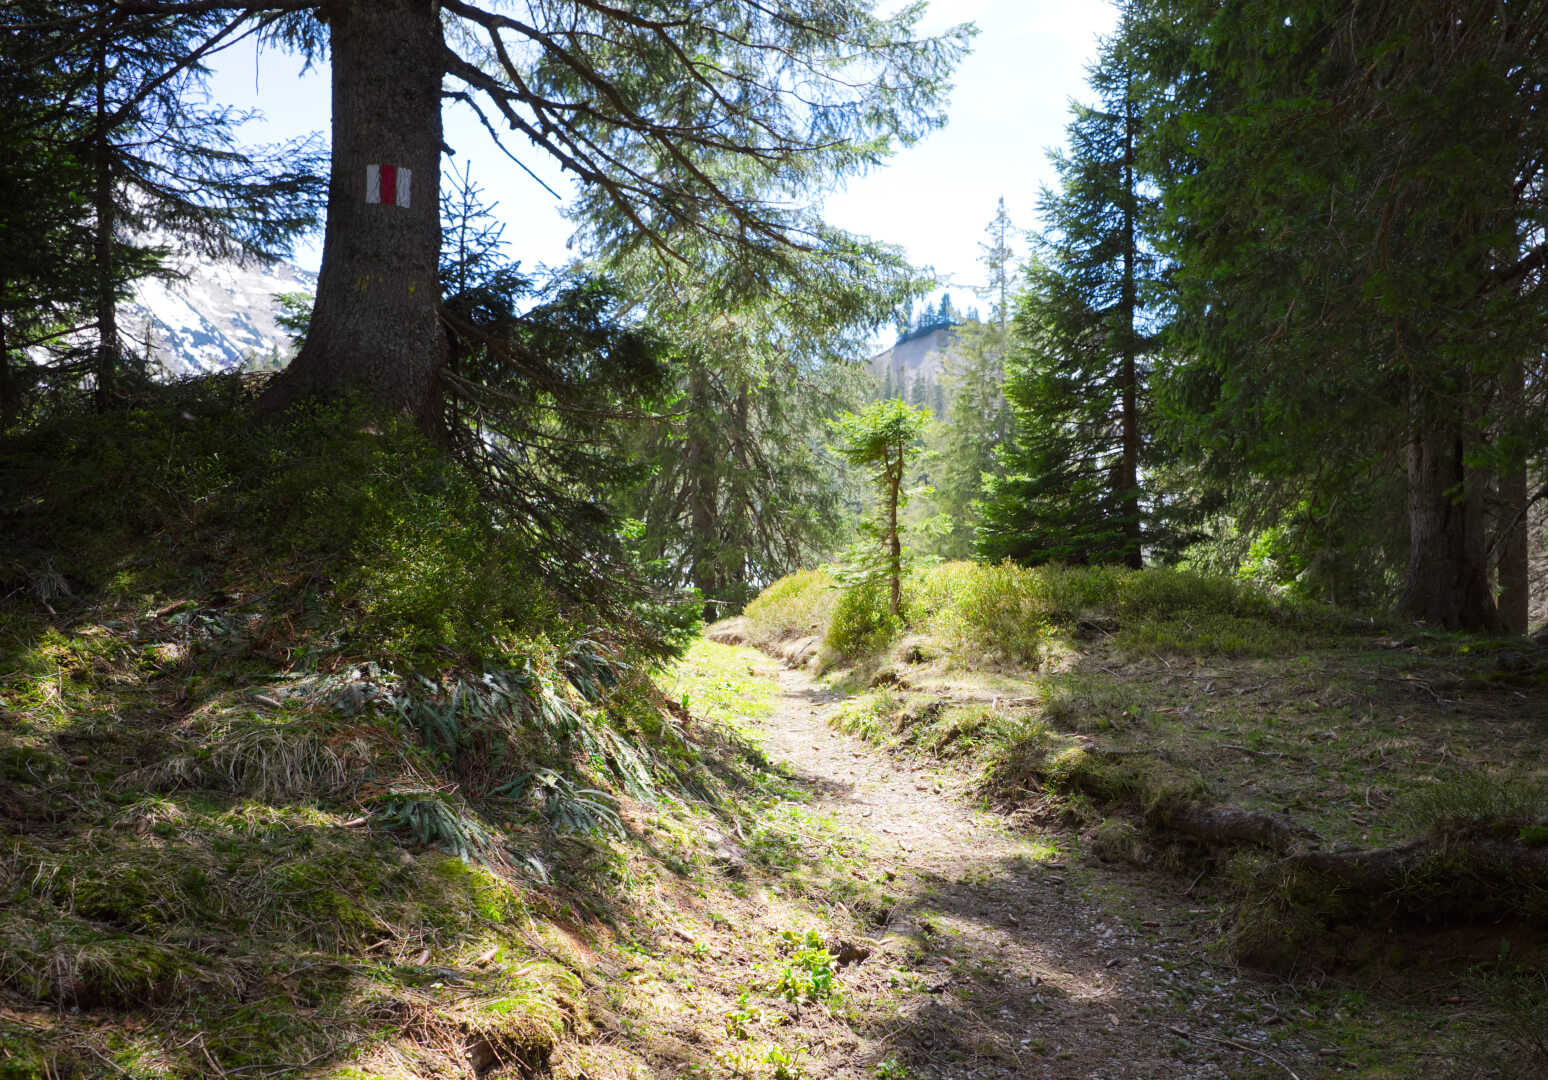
<box><xmin>365</xmin><ymin>164</ymin><xmax>412</xmax><ymax>208</ymax></box>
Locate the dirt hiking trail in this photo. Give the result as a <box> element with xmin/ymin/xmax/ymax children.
<box><xmin>744</xmin><ymin>665</ymin><xmax>1323</xmax><ymax>1080</ymax></box>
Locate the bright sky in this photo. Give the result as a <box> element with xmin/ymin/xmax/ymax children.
<box><xmin>208</xmin><ymin>1</ymin><xmax>1118</xmax><ymax>311</ymax></box>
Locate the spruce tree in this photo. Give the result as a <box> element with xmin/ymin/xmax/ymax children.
<box><xmin>608</xmin><ymin>205</ymin><xmax>920</xmax><ymax>619</ymax></box>
<box><xmin>978</xmin><ymin>14</ymin><xmax>1161</xmax><ymax>569</ymax></box>
<box><xmin>834</xmin><ymin>399</ymin><xmax>931</xmax><ymax>617</ymax></box>
<box><xmin>1138</xmin><ymin>0</ymin><xmax>1548</xmax><ymax>628</ymax></box>
<box><xmin>41</xmin><ymin>1</ymin><xmax>969</xmax><ymax>426</ymax></box>
<box><xmin>0</xmin><ymin>10</ymin><xmax>92</xmax><ymax>428</ymax></box>
<box><xmin>3</xmin><ymin>2</ymin><xmax>323</xmax><ymax>410</ymax></box>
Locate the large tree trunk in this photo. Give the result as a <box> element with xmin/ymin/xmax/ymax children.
<box><xmin>887</xmin><ymin>447</ymin><xmax>903</xmax><ymax>617</ymax></box>
<box><xmin>0</xmin><ymin>277</ymin><xmax>14</xmax><ymax>432</ymax></box>
<box><xmin>258</xmin><ymin>0</ymin><xmax>446</xmax><ymax>429</ymax></box>
<box><xmin>1399</xmin><ymin>418</ymin><xmax>1501</xmax><ymax>630</ymax></box>
<box><xmin>1116</xmin><ymin>104</ymin><xmax>1142</xmax><ymax>570</ymax></box>
<box><xmin>724</xmin><ymin>385</ymin><xmax>751</xmax><ymax>602</ymax></box>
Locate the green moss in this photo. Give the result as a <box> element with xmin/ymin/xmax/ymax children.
<box><xmin>431</xmin><ymin>856</ymin><xmax>526</xmax><ymax>923</ymax></box>
<box><xmin>0</xmin><ymin>1025</ymin><xmax>59</xmax><ymax>1080</ymax></box>
<box><xmin>0</xmin><ymin>745</ymin><xmax>60</xmax><ymax>785</ymax></box>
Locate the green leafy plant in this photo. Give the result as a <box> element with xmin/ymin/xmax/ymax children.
<box><xmin>371</xmin><ymin>790</ymin><xmax>501</xmax><ymax>864</ymax></box>
<box><xmin>772</xmin><ymin>930</ymin><xmax>838</xmax><ymax>1011</ymax></box>
<box><xmin>499</xmin><ymin>768</ymin><xmax>624</xmax><ymax>837</ymax></box>
<box><xmin>764</xmin><ymin>1044</ymin><xmax>808</xmax><ymax>1080</ymax></box>
<box><xmin>725</xmin><ymin>989</ymin><xmax>760</xmax><ymax>1040</ymax></box>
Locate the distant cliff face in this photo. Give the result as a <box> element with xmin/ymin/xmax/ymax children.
<box><xmin>122</xmin><ymin>254</ymin><xmax>316</xmax><ymax>376</ymax></box>
<box><xmin>868</xmin><ymin>325</ymin><xmax>959</xmax><ymax>399</ymax></box>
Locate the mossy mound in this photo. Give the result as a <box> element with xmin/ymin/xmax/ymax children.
<box><xmin>0</xmin><ymin>382</ymin><xmax>732</xmax><ymax>1077</ymax></box>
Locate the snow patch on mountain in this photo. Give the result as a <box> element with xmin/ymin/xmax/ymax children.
<box><xmin>122</xmin><ymin>252</ymin><xmax>315</xmax><ymax>375</ymax></box>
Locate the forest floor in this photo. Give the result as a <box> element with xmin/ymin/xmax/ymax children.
<box><xmin>629</xmin><ymin>634</ymin><xmax>1547</xmax><ymax>1080</ymax></box>
<box><xmin>731</xmin><ymin>660</ymin><xmax>1294</xmax><ymax>1080</ymax></box>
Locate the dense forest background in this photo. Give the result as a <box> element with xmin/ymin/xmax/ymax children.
<box><xmin>5</xmin><ymin>5</ymin><xmax>1548</xmax><ymax>1077</ymax></box>
<box><xmin>5</xmin><ymin>0</ymin><xmax>1547</xmax><ymax>638</ymax></box>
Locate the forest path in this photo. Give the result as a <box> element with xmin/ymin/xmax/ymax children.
<box><xmin>738</xmin><ymin>664</ymin><xmax>1317</xmax><ymax>1080</ymax></box>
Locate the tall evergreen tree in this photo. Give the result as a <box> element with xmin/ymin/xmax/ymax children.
<box><xmin>978</xmin><ymin>196</ymin><xmax>1015</xmax><ymax>333</ymax></box>
<box><xmin>0</xmin><ymin>9</ymin><xmax>93</xmax><ymax>428</ymax></box>
<box><xmin>1138</xmin><ymin>0</ymin><xmax>1548</xmax><ymax>628</ymax></box>
<box><xmin>609</xmin><ymin>214</ymin><xmax>921</xmax><ymax>619</ymax></box>
<box><xmin>835</xmin><ymin>399</ymin><xmax>931</xmax><ymax>617</ymax></box>
<box><xmin>978</xmin><ymin>13</ymin><xmax>1161</xmax><ymax>568</ymax></box>
<box><xmin>931</xmin><ymin>318</ymin><xmax>1014</xmax><ymax>560</ymax></box>
<box><xmin>2</xmin><ymin>2</ymin><xmax>323</xmax><ymax>410</ymax></box>
<box><xmin>37</xmin><ymin>1</ymin><xmax>969</xmax><ymax>427</ymax></box>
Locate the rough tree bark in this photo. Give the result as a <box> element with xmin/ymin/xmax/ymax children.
<box><xmin>257</xmin><ymin>0</ymin><xmax>446</xmax><ymax>429</ymax></box>
<box><xmin>724</xmin><ymin>386</ymin><xmax>751</xmax><ymax>600</ymax></box>
<box><xmin>1399</xmin><ymin>417</ymin><xmax>1502</xmax><ymax>631</ymax></box>
<box><xmin>886</xmin><ymin>441</ymin><xmax>903</xmax><ymax>618</ymax></box>
<box><xmin>0</xmin><ymin>276</ymin><xmax>14</xmax><ymax>432</ymax></box>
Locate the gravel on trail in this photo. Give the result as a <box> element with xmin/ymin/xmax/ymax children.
<box><xmin>740</xmin><ymin>665</ymin><xmax>1321</xmax><ymax>1080</ymax></box>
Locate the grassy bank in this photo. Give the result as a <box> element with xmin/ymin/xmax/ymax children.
<box><xmin>0</xmin><ymin>384</ymin><xmax>868</xmax><ymax>1079</ymax></box>
<box><xmin>726</xmin><ymin>562</ymin><xmax>1548</xmax><ymax>997</ymax></box>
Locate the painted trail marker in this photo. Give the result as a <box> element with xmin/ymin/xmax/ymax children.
<box><xmin>366</xmin><ymin>164</ymin><xmax>411</xmax><ymax>208</ymax></box>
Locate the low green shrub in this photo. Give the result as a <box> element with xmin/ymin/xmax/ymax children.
<box><xmin>742</xmin><ymin>570</ymin><xmax>839</xmax><ymax>646</ymax></box>
<box><xmin>739</xmin><ymin>560</ymin><xmax>1341</xmax><ymax>668</ymax></box>
<box><xmin>908</xmin><ymin>561</ymin><xmax>1049</xmax><ymax>663</ymax></box>
<box><xmin>822</xmin><ymin>579</ymin><xmax>900</xmax><ymax>661</ymax></box>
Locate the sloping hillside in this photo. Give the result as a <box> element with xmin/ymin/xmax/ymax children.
<box><xmin>124</xmin><ymin>253</ymin><xmax>315</xmax><ymax>375</ymax></box>
<box><xmin>868</xmin><ymin>325</ymin><xmax>958</xmax><ymax>400</ymax></box>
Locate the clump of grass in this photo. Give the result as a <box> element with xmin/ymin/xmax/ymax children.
<box><xmin>657</xmin><ymin>639</ymin><xmax>778</xmax><ymax>725</ymax></box>
<box><xmin>1402</xmin><ymin>772</ymin><xmax>1548</xmax><ymax>835</ymax></box>
<box><xmin>828</xmin><ymin>689</ymin><xmax>908</xmax><ymax>744</ymax></box>
<box><xmin>0</xmin><ymin>913</ymin><xmax>234</xmax><ymax>1009</ymax></box>
<box><xmin>1088</xmin><ymin>818</ymin><xmax>1148</xmax><ymax>866</ymax></box>
<box><xmin>741</xmin><ymin>570</ymin><xmax>839</xmax><ymax>647</ymax></box>
<box><xmin>133</xmin><ymin>715</ymin><xmax>383</xmax><ymax>801</ymax></box>
<box><xmin>1040</xmin><ymin>672</ymin><xmax>1142</xmax><ymax>733</ymax></box>
<box><xmin>1113</xmin><ymin>612</ymin><xmax>1296</xmax><ymax>657</ymax></box>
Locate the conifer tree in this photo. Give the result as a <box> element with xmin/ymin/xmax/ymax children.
<box><xmin>835</xmin><ymin>399</ymin><xmax>931</xmax><ymax>617</ymax></box>
<box><xmin>2</xmin><ymin>2</ymin><xmax>323</xmax><ymax>409</ymax></box>
<box><xmin>979</xmin><ymin>196</ymin><xmax>1016</xmax><ymax>333</ymax></box>
<box><xmin>0</xmin><ymin>12</ymin><xmax>92</xmax><ymax>428</ymax></box>
<box><xmin>922</xmin><ymin>200</ymin><xmax>1019</xmax><ymax>559</ymax></box>
<box><xmin>932</xmin><ymin>318</ymin><xmax>1014</xmax><ymax>560</ymax></box>
<box><xmin>608</xmin><ymin>209</ymin><xmax>920</xmax><ymax>619</ymax></box>
<box><xmin>39</xmin><ymin>1</ymin><xmax>968</xmax><ymax>427</ymax></box>
<box><xmin>979</xmin><ymin>15</ymin><xmax>1160</xmax><ymax>569</ymax></box>
<box><xmin>1137</xmin><ymin>0</ymin><xmax>1548</xmax><ymax>627</ymax></box>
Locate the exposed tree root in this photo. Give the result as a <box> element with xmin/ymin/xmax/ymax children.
<box><xmin>1282</xmin><ymin>830</ymin><xmax>1548</xmax><ymax>893</ymax></box>
<box><xmin>1157</xmin><ymin>804</ymin><xmax>1321</xmax><ymax>853</ymax></box>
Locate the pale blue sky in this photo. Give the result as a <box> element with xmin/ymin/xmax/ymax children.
<box><xmin>208</xmin><ymin>1</ymin><xmax>1118</xmax><ymax>307</ymax></box>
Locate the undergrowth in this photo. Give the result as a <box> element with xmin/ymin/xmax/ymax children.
<box><xmin>746</xmin><ymin>559</ymin><xmax>1548</xmax><ymax>990</ymax></box>
<box><xmin>743</xmin><ymin>561</ymin><xmax>1348</xmax><ymax>673</ymax></box>
<box><xmin>0</xmin><ymin>380</ymin><xmax>749</xmax><ymax>1078</ymax></box>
